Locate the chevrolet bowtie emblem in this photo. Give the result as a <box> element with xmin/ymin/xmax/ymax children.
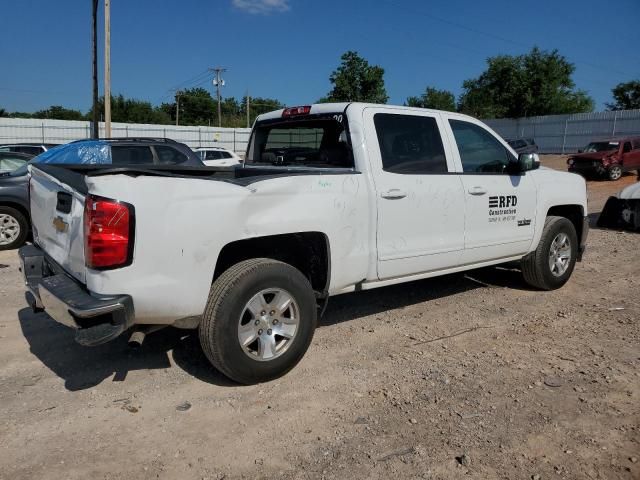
<box><xmin>52</xmin><ymin>216</ymin><xmax>69</xmax><ymax>233</ymax></box>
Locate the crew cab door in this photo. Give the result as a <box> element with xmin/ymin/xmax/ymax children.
<box><xmin>363</xmin><ymin>107</ymin><xmax>465</xmax><ymax>280</ymax></box>
<box><xmin>444</xmin><ymin>118</ymin><xmax>537</xmax><ymax>263</ymax></box>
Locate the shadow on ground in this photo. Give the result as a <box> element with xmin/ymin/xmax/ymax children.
<box><xmin>18</xmin><ymin>308</ymin><xmax>236</xmax><ymax>391</ymax></box>
<box><xmin>19</xmin><ymin>267</ymin><xmax>532</xmax><ymax>390</ymax></box>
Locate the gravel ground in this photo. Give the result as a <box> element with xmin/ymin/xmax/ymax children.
<box><xmin>0</xmin><ymin>156</ymin><xmax>638</xmax><ymax>479</ymax></box>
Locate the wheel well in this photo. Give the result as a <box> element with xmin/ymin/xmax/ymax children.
<box><xmin>0</xmin><ymin>201</ymin><xmax>30</xmax><ymax>225</ymax></box>
<box><xmin>213</xmin><ymin>232</ymin><xmax>330</xmax><ymax>296</ymax></box>
<box><xmin>547</xmin><ymin>205</ymin><xmax>583</xmax><ymax>244</ymax></box>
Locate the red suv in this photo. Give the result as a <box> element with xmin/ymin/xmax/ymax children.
<box><xmin>567</xmin><ymin>137</ymin><xmax>640</xmax><ymax>180</ymax></box>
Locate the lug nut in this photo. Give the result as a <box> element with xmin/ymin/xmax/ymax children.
<box><xmin>270</xmin><ymin>310</ymin><xmax>275</xmax><ymax>315</ymax></box>
<box><xmin>261</xmin><ymin>310</ymin><xmax>266</xmax><ymax>316</ymax></box>
<box><xmin>267</xmin><ymin>329</ymin><xmax>272</xmax><ymax>335</ymax></box>
<box><xmin>254</xmin><ymin>320</ymin><xmax>260</xmax><ymax>326</ymax></box>
<box><xmin>258</xmin><ymin>329</ymin><xmax>263</xmax><ymax>335</ymax></box>
<box><xmin>272</xmin><ymin>319</ymin><xmax>279</xmax><ymax>325</ymax></box>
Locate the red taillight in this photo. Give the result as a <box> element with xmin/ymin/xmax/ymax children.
<box><xmin>282</xmin><ymin>105</ymin><xmax>311</xmax><ymax>117</ymax></box>
<box><xmin>84</xmin><ymin>195</ymin><xmax>134</xmax><ymax>269</ymax></box>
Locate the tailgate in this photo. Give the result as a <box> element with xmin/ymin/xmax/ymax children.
<box><xmin>29</xmin><ymin>167</ymin><xmax>87</xmax><ymax>283</ymax></box>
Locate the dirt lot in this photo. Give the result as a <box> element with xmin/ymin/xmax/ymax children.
<box><xmin>0</xmin><ymin>156</ymin><xmax>638</xmax><ymax>480</ymax></box>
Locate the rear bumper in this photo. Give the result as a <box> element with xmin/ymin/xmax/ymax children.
<box><xmin>19</xmin><ymin>245</ymin><xmax>134</xmax><ymax>346</ymax></box>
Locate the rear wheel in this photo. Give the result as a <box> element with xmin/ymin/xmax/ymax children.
<box><xmin>0</xmin><ymin>206</ymin><xmax>28</xmax><ymax>251</ymax></box>
<box><xmin>521</xmin><ymin>216</ymin><xmax>578</xmax><ymax>290</ymax></box>
<box><xmin>199</xmin><ymin>258</ymin><xmax>317</xmax><ymax>384</ymax></box>
<box><xmin>607</xmin><ymin>165</ymin><xmax>622</xmax><ymax>181</ymax></box>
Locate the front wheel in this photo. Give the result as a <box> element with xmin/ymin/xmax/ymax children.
<box><xmin>0</xmin><ymin>206</ymin><xmax>28</xmax><ymax>251</ymax></box>
<box><xmin>607</xmin><ymin>165</ymin><xmax>622</xmax><ymax>181</ymax></box>
<box><xmin>199</xmin><ymin>258</ymin><xmax>317</xmax><ymax>384</ymax></box>
<box><xmin>521</xmin><ymin>216</ymin><xmax>578</xmax><ymax>290</ymax></box>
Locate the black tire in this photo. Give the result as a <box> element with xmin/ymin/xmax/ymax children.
<box><xmin>521</xmin><ymin>216</ymin><xmax>578</xmax><ymax>290</ymax></box>
<box><xmin>0</xmin><ymin>206</ymin><xmax>28</xmax><ymax>251</ymax></box>
<box><xmin>199</xmin><ymin>258</ymin><xmax>317</xmax><ymax>384</ymax></box>
<box><xmin>607</xmin><ymin>165</ymin><xmax>622</xmax><ymax>181</ymax></box>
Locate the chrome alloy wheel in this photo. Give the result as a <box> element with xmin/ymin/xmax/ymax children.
<box><xmin>237</xmin><ymin>288</ymin><xmax>300</xmax><ymax>361</ymax></box>
<box><xmin>548</xmin><ymin>232</ymin><xmax>572</xmax><ymax>277</ymax></box>
<box><xmin>609</xmin><ymin>165</ymin><xmax>622</xmax><ymax>180</ymax></box>
<box><xmin>0</xmin><ymin>214</ymin><xmax>20</xmax><ymax>246</ymax></box>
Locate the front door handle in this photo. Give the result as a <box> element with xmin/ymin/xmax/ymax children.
<box><xmin>380</xmin><ymin>189</ymin><xmax>407</xmax><ymax>200</ymax></box>
<box><xmin>468</xmin><ymin>186</ymin><xmax>487</xmax><ymax>196</ymax></box>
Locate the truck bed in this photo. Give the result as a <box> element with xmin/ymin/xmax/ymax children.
<box><xmin>33</xmin><ymin>163</ymin><xmax>358</xmax><ymax>191</ymax></box>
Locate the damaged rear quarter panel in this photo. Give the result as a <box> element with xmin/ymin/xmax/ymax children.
<box><xmin>84</xmin><ymin>172</ymin><xmax>372</xmax><ymax>323</ymax></box>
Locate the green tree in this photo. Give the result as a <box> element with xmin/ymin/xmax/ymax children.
<box><xmin>241</xmin><ymin>96</ymin><xmax>283</xmax><ymax>126</ymax></box>
<box><xmin>33</xmin><ymin>105</ymin><xmax>85</xmax><ymax>120</ymax></box>
<box><xmin>607</xmin><ymin>80</ymin><xmax>640</xmax><ymax>110</ymax></box>
<box><xmin>160</xmin><ymin>88</ymin><xmax>217</xmax><ymax>126</ymax></box>
<box><xmin>8</xmin><ymin>111</ymin><xmax>33</xmax><ymax>118</ymax></box>
<box><xmin>458</xmin><ymin>47</ymin><xmax>594</xmax><ymax>118</ymax></box>
<box><xmin>406</xmin><ymin>87</ymin><xmax>456</xmax><ymax>111</ymax></box>
<box><xmin>0</xmin><ymin>107</ymin><xmax>7</xmax><ymax>117</ymax></box>
<box><xmin>324</xmin><ymin>51</ymin><xmax>388</xmax><ymax>104</ymax></box>
<box><xmin>87</xmin><ymin>95</ymin><xmax>171</xmax><ymax>124</ymax></box>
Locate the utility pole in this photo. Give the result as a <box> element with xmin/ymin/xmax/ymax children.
<box><xmin>104</xmin><ymin>0</ymin><xmax>111</xmax><ymax>137</ymax></box>
<box><xmin>90</xmin><ymin>0</ymin><xmax>99</xmax><ymax>139</ymax></box>
<box><xmin>174</xmin><ymin>90</ymin><xmax>182</xmax><ymax>126</ymax></box>
<box><xmin>210</xmin><ymin>67</ymin><xmax>226</xmax><ymax>128</ymax></box>
<box><xmin>246</xmin><ymin>91</ymin><xmax>250</xmax><ymax>128</ymax></box>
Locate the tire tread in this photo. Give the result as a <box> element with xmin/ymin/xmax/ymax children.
<box><xmin>522</xmin><ymin>216</ymin><xmax>573</xmax><ymax>290</ymax></box>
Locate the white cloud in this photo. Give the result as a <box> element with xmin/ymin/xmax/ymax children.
<box><xmin>232</xmin><ymin>0</ymin><xmax>290</xmax><ymax>14</ymax></box>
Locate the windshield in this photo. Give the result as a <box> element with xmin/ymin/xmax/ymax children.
<box><xmin>584</xmin><ymin>142</ymin><xmax>618</xmax><ymax>153</ymax></box>
<box><xmin>246</xmin><ymin>114</ymin><xmax>353</xmax><ymax>169</ymax></box>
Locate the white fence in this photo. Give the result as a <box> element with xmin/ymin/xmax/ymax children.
<box><xmin>0</xmin><ymin>118</ymin><xmax>252</xmax><ymax>153</ymax></box>
<box><xmin>4</xmin><ymin>109</ymin><xmax>640</xmax><ymax>156</ymax></box>
<box><xmin>485</xmin><ymin>109</ymin><xmax>640</xmax><ymax>154</ymax></box>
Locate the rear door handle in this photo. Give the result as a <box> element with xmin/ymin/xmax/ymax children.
<box><xmin>380</xmin><ymin>189</ymin><xmax>407</xmax><ymax>200</ymax></box>
<box><xmin>468</xmin><ymin>186</ymin><xmax>487</xmax><ymax>196</ymax></box>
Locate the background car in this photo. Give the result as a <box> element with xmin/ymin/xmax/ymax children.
<box><xmin>0</xmin><ymin>151</ymin><xmax>33</xmax><ymax>174</ymax></box>
<box><xmin>194</xmin><ymin>146</ymin><xmax>242</xmax><ymax>167</ymax></box>
<box><xmin>0</xmin><ymin>137</ymin><xmax>203</xmax><ymax>251</ymax></box>
<box><xmin>0</xmin><ymin>143</ymin><xmax>58</xmax><ymax>155</ymax></box>
<box><xmin>568</xmin><ymin>137</ymin><xmax>640</xmax><ymax>181</ymax></box>
<box><xmin>507</xmin><ymin>138</ymin><xmax>538</xmax><ymax>154</ymax></box>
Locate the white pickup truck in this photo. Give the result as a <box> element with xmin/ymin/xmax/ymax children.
<box><xmin>19</xmin><ymin>103</ymin><xmax>588</xmax><ymax>384</ymax></box>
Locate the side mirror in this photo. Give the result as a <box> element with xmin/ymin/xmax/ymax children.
<box><xmin>577</xmin><ymin>149</ymin><xmax>583</xmax><ymax>153</ymax></box>
<box><xmin>517</xmin><ymin>153</ymin><xmax>540</xmax><ymax>172</ymax></box>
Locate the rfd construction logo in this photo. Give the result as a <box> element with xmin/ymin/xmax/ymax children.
<box><xmin>489</xmin><ymin>195</ymin><xmax>517</xmax><ymax>208</ymax></box>
<box><xmin>488</xmin><ymin>195</ymin><xmax>518</xmax><ymax>222</ymax></box>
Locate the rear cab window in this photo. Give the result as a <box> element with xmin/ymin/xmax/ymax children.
<box><xmin>246</xmin><ymin>112</ymin><xmax>354</xmax><ymax>169</ymax></box>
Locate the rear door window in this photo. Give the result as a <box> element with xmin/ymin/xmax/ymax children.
<box><xmin>111</xmin><ymin>146</ymin><xmax>154</xmax><ymax>165</ymax></box>
<box><xmin>449</xmin><ymin>120</ymin><xmax>513</xmax><ymax>173</ymax></box>
<box><xmin>373</xmin><ymin>113</ymin><xmax>447</xmax><ymax>174</ymax></box>
<box><xmin>0</xmin><ymin>154</ymin><xmax>28</xmax><ymax>172</ymax></box>
<box><xmin>204</xmin><ymin>151</ymin><xmax>223</xmax><ymax>160</ymax></box>
<box><xmin>154</xmin><ymin>145</ymin><xmax>188</xmax><ymax>165</ymax></box>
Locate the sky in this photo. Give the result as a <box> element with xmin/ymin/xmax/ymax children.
<box><xmin>1</xmin><ymin>0</ymin><xmax>639</xmax><ymax>114</ymax></box>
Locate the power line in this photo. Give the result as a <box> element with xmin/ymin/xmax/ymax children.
<box><xmin>158</xmin><ymin>70</ymin><xmax>213</xmax><ymax>103</ymax></box>
<box><xmin>168</xmin><ymin>69</ymin><xmax>211</xmax><ymax>92</ymax></box>
<box><xmin>379</xmin><ymin>0</ymin><xmax>637</xmax><ymax>79</ymax></box>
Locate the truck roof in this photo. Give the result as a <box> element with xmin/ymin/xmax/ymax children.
<box><xmin>254</xmin><ymin>102</ymin><xmax>467</xmax><ymax>123</ymax></box>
